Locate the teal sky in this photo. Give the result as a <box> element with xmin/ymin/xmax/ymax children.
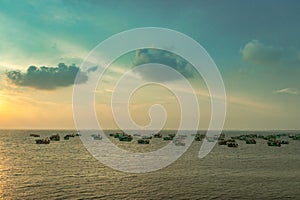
<box><xmin>0</xmin><ymin>0</ymin><xmax>300</xmax><ymax>129</ymax></box>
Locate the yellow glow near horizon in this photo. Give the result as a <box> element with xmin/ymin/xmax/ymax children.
<box><xmin>0</xmin><ymin>98</ymin><xmax>5</xmax><ymax>111</ymax></box>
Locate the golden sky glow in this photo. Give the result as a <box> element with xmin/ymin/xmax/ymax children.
<box><xmin>0</xmin><ymin>1</ymin><xmax>299</xmax><ymax>130</ymax></box>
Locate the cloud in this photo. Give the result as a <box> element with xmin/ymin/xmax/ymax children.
<box><xmin>241</xmin><ymin>40</ymin><xmax>300</xmax><ymax>68</ymax></box>
<box><xmin>273</xmin><ymin>88</ymin><xmax>298</xmax><ymax>95</ymax></box>
<box><xmin>87</xmin><ymin>65</ymin><xmax>98</xmax><ymax>73</ymax></box>
<box><xmin>132</xmin><ymin>49</ymin><xmax>196</xmax><ymax>81</ymax></box>
<box><xmin>5</xmin><ymin>63</ymin><xmax>88</xmax><ymax>90</ymax></box>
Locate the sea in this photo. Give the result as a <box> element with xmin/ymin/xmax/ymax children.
<box><xmin>0</xmin><ymin>130</ymin><xmax>299</xmax><ymax>200</ymax></box>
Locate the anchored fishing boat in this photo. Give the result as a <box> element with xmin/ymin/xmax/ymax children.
<box><xmin>50</xmin><ymin>134</ymin><xmax>60</xmax><ymax>141</ymax></box>
<box><xmin>30</xmin><ymin>134</ymin><xmax>40</xmax><ymax>137</ymax></box>
<box><xmin>268</xmin><ymin>140</ymin><xmax>281</xmax><ymax>147</ymax></box>
<box><xmin>137</xmin><ymin>139</ymin><xmax>150</xmax><ymax>144</ymax></box>
<box><xmin>246</xmin><ymin>139</ymin><xmax>256</xmax><ymax>144</ymax></box>
<box><xmin>91</xmin><ymin>134</ymin><xmax>102</xmax><ymax>140</ymax></box>
<box><xmin>35</xmin><ymin>138</ymin><xmax>50</xmax><ymax>144</ymax></box>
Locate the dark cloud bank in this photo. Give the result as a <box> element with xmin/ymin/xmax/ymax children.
<box><xmin>6</xmin><ymin>63</ymin><xmax>88</xmax><ymax>90</ymax></box>
<box><xmin>132</xmin><ymin>49</ymin><xmax>196</xmax><ymax>81</ymax></box>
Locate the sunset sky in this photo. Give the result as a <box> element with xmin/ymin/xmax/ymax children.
<box><xmin>0</xmin><ymin>0</ymin><xmax>300</xmax><ymax>130</ymax></box>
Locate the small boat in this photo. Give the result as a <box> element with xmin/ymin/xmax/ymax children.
<box><xmin>142</xmin><ymin>135</ymin><xmax>152</xmax><ymax>139</ymax></box>
<box><xmin>30</xmin><ymin>134</ymin><xmax>40</xmax><ymax>137</ymax></box>
<box><xmin>194</xmin><ymin>133</ymin><xmax>205</xmax><ymax>141</ymax></box>
<box><xmin>239</xmin><ymin>136</ymin><xmax>246</xmax><ymax>141</ymax></box>
<box><xmin>68</xmin><ymin>133</ymin><xmax>75</xmax><ymax>137</ymax></box>
<box><xmin>218</xmin><ymin>133</ymin><xmax>225</xmax><ymax>140</ymax></box>
<box><xmin>91</xmin><ymin>134</ymin><xmax>102</xmax><ymax>140</ymax></box>
<box><xmin>267</xmin><ymin>140</ymin><xmax>281</xmax><ymax>147</ymax></box>
<box><xmin>119</xmin><ymin>135</ymin><xmax>133</xmax><ymax>142</ymax></box>
<box><xmin>258</xmin><ymin>135</ymin><xmax>265</xmax><ymax>139</ymax></box>
<box><xmin>163</xmin><ymin>136</ymin><xmax>173</xmax><ymax>141</ymax></box>
<box><xmin>133</xmin><ymin>133</ymin><xmax>141</xmax><ymax>137</ymax></box>
<box><xmin>50</xmin><ymin>134</ymin><xmax>60</xmax><ymax>141</ymax></box>
<box><xmin>281</xmin><ymin>140</ymin><xmax>289</xmax><ymax>144</ymax></box>
<box><xmin>292</xmin><ymin>135</ymin><xmax>300</xmax><ymax>140</ymax></box>
<box><xmin>153</xmin><ymin>133</ymin><xmax>162</xmax><ymax>138</ymax></box>
<box><xmin>113</xmin><ymin>132</ymin><xmax>133</xmax><ymax>141</ymax></box>
<box><xmin>35</xmin><ymin>138</ymin><xmax>50</xmax><ymax>144</ymax></box>
<box><xmin>227</xmin><ymin>142</ymin><xmax>238</xmax><ymax>148</ymax></box>
<box><xmin>75</xmin><ymin>132</ymin><xmax>81</xmax><ymax>136</ymax></box>
<box><xmin>245</xmin><ymin>139</ymin><xmax>256</xmax><ymax>144</ymax></box>
<box><xmin>206</xmin><ymin>137</ymin><xmax>217</xmax><ymax>142</ymax></box>
<box><xmin>65</xmin><ymin>134</ymin><xmax>76</xmax><ymax>139</ymax></box>
<box><xmin>264</xmin><ymin>135</ymin><xmax>277</xmax><ymax>140</ymax></box>
<box><xmin>227</xmin><ymin>139</ymin><xmax>236</xmax><ymax>143</ymax></box>
<box><xmin>137</xmin><ymin>139</ymin><xmax>150</xmax><ymax>144</ymax></box>
<box><xmin>173</xmin><ymin>139</ymin><xmax>185</xmax><ymax>146</ymax></box>
<box><xmin>218</xmin><ymin>140</ymin><xmax>228</xmax><ymax>145</ymax></box>
<box><xmin>114</xmin><ymin>132</ymin><xmax>124</xmax><ymax>138</ymax></box>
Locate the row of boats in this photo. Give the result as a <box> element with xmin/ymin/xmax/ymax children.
<box><xmin>107</xmin><ymin>132</ymin><xmax>186</xmax><ymax>146</ymax></box>
<box><xmin>216</xmin><ymin>133</ymin><xmax>298</xmax><ymax>147</ymax></box>
<box><xmin>31</xmin><ymin>132</ymin><xmax>300</xmax><ymax>147</ymax></box>
<box><xmin>30</xmin><ymin>133</ymin><xmax>80</xmax><ymax>144</ymax></box>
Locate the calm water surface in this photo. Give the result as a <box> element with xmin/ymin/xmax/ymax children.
<box><xmin>0</xmin><ymin>130</ymin><xmax>299</xmax><ymax>199</ymax></box>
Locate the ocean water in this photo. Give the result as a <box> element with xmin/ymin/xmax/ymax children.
<box><xmin>0</xmin><ymin>130</ymin><xmax>299</xmax><ymax>199</ymax></box>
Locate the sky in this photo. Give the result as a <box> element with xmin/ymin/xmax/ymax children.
<box><xmin>0</xmin><ymin>0</ymin><xmax>300</xmax><ymax>130</ymax></box>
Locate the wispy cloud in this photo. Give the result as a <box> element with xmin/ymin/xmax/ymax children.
<box><xmin>273</xmin><ymin>88</ymin><xmax>298</xmax><ymax>95</ymax></box>
<box><xmin>241</xmin><ymin>40</ymin><xmax>300</xmax><ymax>68</ymax></box>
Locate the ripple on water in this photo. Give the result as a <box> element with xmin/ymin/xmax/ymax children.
<box><xmin>0</xmin><ymin>130</ymin><xmax>299</xmax><ymax>199</ymax></box>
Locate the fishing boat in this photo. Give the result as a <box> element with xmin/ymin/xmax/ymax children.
<box><xmin>281</xmin><ymin>140</ymin><xmax>289</xmax><ymax>144</ymax></box>
<box><xmin>35</xmin><ymin>138</ymin><xmax>50</xmax><ymax>144</ymax></box>
<box><xmin>267</xmin><ymin>140</ymin><xmax>281</xmax><ymax>147</ymax></box>
<box><xmin>218</xmin><ymin>133</ymin><xmax>225</xmax><ymax>140</ymax></box>
<box><xmin>245</xmin><ymin>139</ymin><xmax>256</xmax><ymax>144</ymax></box>
<box><xmin>153</xmin><ymin>133</ymin><xmax>162</xmax><ymax>138</ymax></box>
<box><xmin>227</xmin><ymin>142</ymin><xmax>238</xmax><ymax>148</ymax></box>
<box><xmin>68</xmin><ymin>133</ymin><xmax>75</xmax><ymax>137</ymax></box>
<box><xmin>163</xmin><ymin>136</ymin><xmax>173</xmax><ymax>141</ymax></box>
<box><xmin>75</xmin><ymin>132</ymin><xmax>81</xmax><ymax>136</ymax></box>
<box><xmin>206</xmin><ymin>137</ymin><xmax>217</xmax><ymax>142</ymax></box>
<box><xmin>218</xmin><ymin>140</ymin><xmax>228</xmax><ymax>145</ymax></box>
<box><xmin>137</xmin><ymin>139</ymin><xmax>150</xmax><ymax>144</ymax></box>
<box><xmin>30</xmin><ymin>134</ymin><xmax>40</xmax><ymax>137</ymax></box>
<box><xmin>119</xmin><ymin>135</ymin><xmax>133</xmax><ymax>142</ymax></box>
<box><xmin>142</xmin><ymin>135</ymin><xmax>152</xmax><ymax>139</ymax></box>
<box><xmin>173</xmin><ymin>139</ymin><xmax>185</xmax><ymax>146</ymax></box>
<box><xmin>194</xmin><ymin>133</ymin><xmax>205</xmax><ymax>141</ymax></box>
<box><xmin>91</xmin><ymin>134</ymin><xmax>102</xmax><ymax>140</ymax></box>
<box><xmin>50</xmin><ymin>134</ymin><xmax>60</xmax><ymax>141</ymax></box>
<box><xmin>114</xmin><ymin>132</ymin><xmax>125</xmax><ymax>138</ymax></box>
<box><xmin>292</xmin><ymin>135</ymin><xmax>300</xmax><ymax>140</ymax></box>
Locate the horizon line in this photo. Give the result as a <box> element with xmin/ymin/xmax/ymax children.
<box><xmin>1</xmin><ymin>128</ymin><xmax>299</xmax><ymax>132</ymax></box>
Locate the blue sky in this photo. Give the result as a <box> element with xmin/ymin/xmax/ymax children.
<box><xmin>0</xmin><ymin>0</ymin><xmax>300</xmax><ymax>129</ymax></box>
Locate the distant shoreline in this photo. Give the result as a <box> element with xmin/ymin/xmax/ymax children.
<box><xmin>1</xmin><ymin>129</ymin><xmax>299</xmax><ymax>132</ymax></box>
